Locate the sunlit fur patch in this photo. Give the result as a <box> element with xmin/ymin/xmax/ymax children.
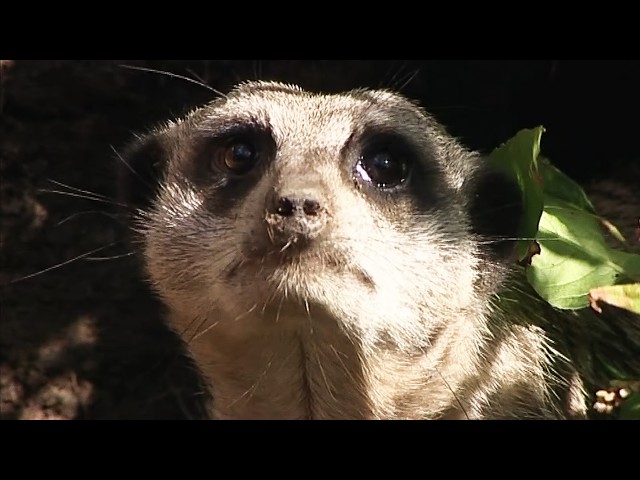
<box><xmin>155</xmin><ymin>182</ymin><xmax>203</xmax><ymax>225</ymax></box>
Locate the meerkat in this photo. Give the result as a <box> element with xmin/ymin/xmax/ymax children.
<box><xmin>121</xmin><ymin>81</ymin><xmax>640</xmax><ymax>419</ymax></box>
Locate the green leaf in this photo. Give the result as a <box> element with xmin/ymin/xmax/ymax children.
<box><xmin>538</xmin><ymin>158</ymin><xmax>596</xmax><ymax>213</ymax></box>
<box><xmin>488</xmin><ymin>127</ymin><xmax>545</xmax><ymax>261</ymax></box>
<box><xmin>589</xmin><ymin>284</ymin><xmax>640</xmax><ymax>314</ymax></box>
<box><xmin>488</xmin><ymin>127</ymin><xmax>640</xmax><ymax>312</ymax></box>
<box><xmin>538</xmin><ymin>158</ymin><xmax>629</xmax><ymax>247</ymax></box>
<box><xmin>526</xmin><ymin>198</ymin><xmax>640</xmax><ymax>310</ymax></box>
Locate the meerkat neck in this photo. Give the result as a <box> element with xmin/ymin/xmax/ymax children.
<box><xmin>181</xmin><ymin>307</ymin><xmax>373</xmax><ymax>419</ymax></box>
<box><xmin>178</xmin><ymin>306</ymin><xmax>492</xmax><ymax>419</ymax></box>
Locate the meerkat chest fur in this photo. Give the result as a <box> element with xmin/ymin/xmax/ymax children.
<box><xmin>130</xmin><ymin>81</ymin><xmax>579</xmax><ymax>419</ymax></box>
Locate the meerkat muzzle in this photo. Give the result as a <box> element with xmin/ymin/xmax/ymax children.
<box><xmin>264</xmin><ymin>188</ymin><xmax>329</xmax><ymax>248</ymax></box>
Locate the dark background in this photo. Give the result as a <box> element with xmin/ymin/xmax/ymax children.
<box><xmin>1</xmin><ymin>60</ymin><xmax>639</xmax><ymax>419</ymax></box>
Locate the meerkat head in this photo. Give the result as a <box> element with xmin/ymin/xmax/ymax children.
<box><xmin>123</xmin><ymin>81</ymin><xmax>522</xmax><ymax>349</ymax></box>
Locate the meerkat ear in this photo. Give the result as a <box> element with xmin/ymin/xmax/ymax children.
<box><xmin>467</xmin><ymin>165</ymin><xmax>524</xmax><ymax>259</ymax></box>
<box><xmin>116</xmin><ymin>132</ymin><xmax>168</xmax><ymax>213</ymax></box>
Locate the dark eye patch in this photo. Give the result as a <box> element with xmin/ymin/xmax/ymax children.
<box><xmin>350</xmin><ymin>130</ymin><xmax>445</xmax><ymax>209</ymax></box>
<box><xmin>189</xmin><ymin>122</ymin><xmax>275</xmax><ymax>184</ymax></box>
<box><xmin>209</xmin><ymin>137</ymin><xmax>261</xmax><ymax>176</ymax></box>
<box><xmin>354</xmin><ymin>132</ymin><xmax>416</xmax><ymax>191</ymax></box>
<box><xmin>186</xmin><ymin>122</ymin><xmax>276</xmax><ymax>217</ymax></box>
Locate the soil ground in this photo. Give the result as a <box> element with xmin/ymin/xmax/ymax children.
<box><xmin>1</xmin><ymin>60</ymin><xmax>638</xmax><ymax>419</ymax></box>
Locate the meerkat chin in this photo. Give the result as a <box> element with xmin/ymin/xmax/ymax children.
<box><xmin>120</xmin><ymin>81</ymin><xmax>639</xmax><ymax>419</ymax></box>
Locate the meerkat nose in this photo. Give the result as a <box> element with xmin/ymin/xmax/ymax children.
<box><xmin>275</xmin><ymin>195</ymin><xmax>322</xmax><ymax>217</ymax></box>
<box><xmin>265</xmin><ymin>187</ymin><xmax>329</xmax><ymax>246</ymax></box>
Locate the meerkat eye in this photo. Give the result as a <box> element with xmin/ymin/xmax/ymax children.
<box><xmin>218</xmin><ymin>141</ymin><xmax>259</xmax><ymax>175</ymax></box>
<box><xmin>355</xmin><ymin>150</ymin><xmax>411</xmax><ymax>189</ymax></box>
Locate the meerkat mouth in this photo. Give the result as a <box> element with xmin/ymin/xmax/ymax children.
<box><xmin>225</xmin><ymin>239</ymin><xmax>376</xmax><ymax>292</ymax></box>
